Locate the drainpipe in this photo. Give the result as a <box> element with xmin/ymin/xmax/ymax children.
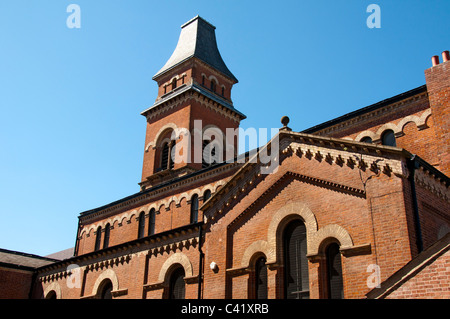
<box><xmin>407</xmin><ymin>155</ymin><xmax>423</xmax><ymax>253</ymax></box>
<box><xmin>197</xmin><ymin>222</ymin><xmax>204</xmax><ymax>299</ymax></box>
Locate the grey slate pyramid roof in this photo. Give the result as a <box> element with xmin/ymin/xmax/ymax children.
<box><xmin>153</xmin><ymin>16</ymin><xmax>238</xmax><ymax>83</ymax></box>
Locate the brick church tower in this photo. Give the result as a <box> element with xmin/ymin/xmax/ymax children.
<box><xmin>139</xmin><ymin>16</ymin><xmax>246</xmax><ymax>190</ymax></box>
<box><xmin>24</xmin><ymin>16</ymin><xmax>449</xmax><ymax>301</ymax></box>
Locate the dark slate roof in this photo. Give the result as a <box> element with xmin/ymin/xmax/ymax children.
<box><xmin>302</xmin><ymin>85</ymin><xmax>427</xmax><ymax>134</ymax></box>
<box><xmin>153</xmin><ymin>16</ymin><xmax>238</xmax><ymax>83</ymax></box>
<box><xmin>0</xmin><ymin>248</ymin><xmax>58</xmax><ymax>270</ymax></box>
<box><xmin>45</xmin><ymin>247</ymin><xmax>74</xmax><ymax>261</ymax></box>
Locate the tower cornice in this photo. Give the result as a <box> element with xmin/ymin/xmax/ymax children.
<box><xmin>141</xmin><ymin>83</ymin><xmax>246</xmax><ymax>123</ymax></box>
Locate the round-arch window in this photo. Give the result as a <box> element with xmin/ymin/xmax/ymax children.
<box><xmin>100</xmin><ymin>280</ymin><xmax>113</xmax><ymax>299</ymax></box>
<box><xmin>283</xmin><ymin>219</ymin><xmax>309</xmax><ymax>299</ymax></box>
<box><xmin>255</xmin><ymin>256</ymin><xmax>268</xmax><ymax>299</ymax></box>
<box><xmin>169</xmin><ymin>267</ymin><xmax>185</xmax><ymax>299</ymax></box>
<box><xmin>360</xmin><ymin>136</ymin><xmax>372</xmax><ymax>144</ymax></box>
<box><xmin>326</xmin><ymin>243</ymin><xmax>343</xmax><ymax>299</ymax></box>
<box><xmin>190</xmin><ymin>194</ymin><xmax>199</xmax><ymax>224</ymax></box>
<box><xmin>381</xmin><ymin>130</ymin><xmax>396</xmax><ymax>147</ymax></box>
<box><xmin>203</xmin><ymin>189</ymin><xmax>212</xmax><ymax>202</ymax></box>
<box><xmin>46</xmin><ymin>290</ymin><xmax>57</xmax><ymax>299</ymax></box>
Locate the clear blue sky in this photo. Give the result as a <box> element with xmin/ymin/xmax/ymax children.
<box><xmin>0</xmin><ymin>0</ymin><xmax>449</xmax><ymax>256</ymax></box>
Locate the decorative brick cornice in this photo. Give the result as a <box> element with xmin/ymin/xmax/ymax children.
<box><xmin>141</xmin><ymin>83</ymin><xmax>244</xmax><ymax>124</ymax></box>
<box><xmin>37</xmin><ymin>223</ymin><xmax>203</xmax><ymax>282</ymax></box>
<box><xmin>415</xmin><ymin>166</ymin><xmax>450</xmax><ymax>203</ymax></box>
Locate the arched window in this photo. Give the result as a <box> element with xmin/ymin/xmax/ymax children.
<box><xmin>202</xmin><ymin>140</ymin><xmax>209</xmax><ymax>168</ymax></box>
<box><xmin>103</xmin><ymin>223</ymin><xmax>110</xmax><ymax>249</ymax></box>
<box><xmin>169</xmin><ymin>267</ymin><xmax>185</xmax><ymax>299</ymax></box>
<box><xmin>148</xmin><ymin>208</ymin><xmax>156</xmax><ymax>236</ymax></box>
<box><xmin>190</xmin><ymin>194</ymin><xmax>199</xmax><ymax>224</ymax></box>
<box><xmin>202</xmin><ymin>139</ymin><xmax>218</xmax><ymax>168</ymax></box>
<box><xmin>326</xmin><ymin>243</ymin><xmax>344</xmax><ymax>299</ymax></box>
<box><xmin>100</xmin><ymin>280</ymin><xmax>113</xmax><ymax>299</ymax></box>
<box><xmin>360</xmin><ymin>136</ymin><xmax>372</xmax><ymax>144</ymax></box>
<box><xmin>161</xmin><ymin>142</ymin><xmax>170</xmax><ymax>170</ymax></box>
<box><xmin>381</xmin><ymin>129</ymin><xmax>396</xmax><ymax>147</ymax></box>
<box><xmin>203</xmin><ymin>189</ymin><xmax>212</xmax><ymax>202</ymax></box>
<box><xmin>283</xmin><ymin>220</ymin><xmax>309</xmax><ymax>299</ymax></box>
<box><xmin>171</xmin><ymin>78</ymin><xmax>177</xmax><ymax>90</ymax></box>
<box><xmin>94</xmin><ymin>226</ymin><xmax>102</xmax><ymax>251</ymax></box>
<box><xmin>160</xmin><ymin>141</ymin><xmax>174</xmax><ymax>171</ymax></box>
<box><xmin>138</xmin><ymin>212</ymin><xmax>145</xmax><ymax>239</ymax></box>
<box><xmin>255</xmin><ymin>256</ymin><xmax>268</xmax><ymax>299</ymax></box>
<box><xmin>221</xmin><ymin>86</ymin><xmax>225</xmax><ymax>96</ymax></box>
<box><xmin>45</xmin><ymin>290</ymin><xmax>57</xmax><ymax>299</ymax></box>
<box><xmin>210</xmin><ymin>79</ymin><xmax>216</xmax><ymax>92</ymax></box>
<box><xmin>202</xmin><ymin>75</ymin><xmax>206</xmax><ymax>86</ymax></box>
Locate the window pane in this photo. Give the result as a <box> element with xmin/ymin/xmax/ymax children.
<box><xmin>190</xmin><ymin>195</ymin><xmax>199</xmax><ymax>223</ymax></box>
<box><xmin>382</xmin><ymin>130</ymin><xmax>396</xmax><ymax>147</ymax></box>
<box><xmin>103</xmin><ymin>224</ymin><xmax>110</xmax><ymax>249</ymax></box>
<box><xmin>361</xmin><ymin>137</ymin><xmax>372</xmax><ymax>143</ymax></box>
<box><xmin>255</xmin><ymin>257</ymin><xmax>268</xmax><ymax>299</ymax></box>
<box><xmin>161</xmin><ymin>143</ymin><xmax>169</xmax><ymax>170</ymax></box>
<box><xmin>203</xmin><ymin>190</ymin><xmax>211</xmax><ymax>202</ymax></box>
<box><xmin>138</xmin><ymin>212</ymin><xmax>145</xmax><ymax>239</ymax></box>
<box><xmin>326</xmin><ymin>243</ymin><xmax>344</xmax><ymax>299</ymax></box>
<box><xmin>148</xmin><ymin>209</ymin><xmax>156</xmax><ymax>236</ymax></box>
<box><xmin>95</xmin><ymin>227</ymin><xmax>102</xmax><ymax>251</ymax></box>
<box><xmin>169</xmin><ymin>267</ymin><xmax>185</xmax><ymax>299</ymax></box>
<box><xmin>101</xmin><ymin>281</ymin><xmax>113</xmax><ymax>299</ymax></box>
<box><xmin>284</xmin><ymin>220</ymin><xmax>309</xmax><ymax>299</ymax></box>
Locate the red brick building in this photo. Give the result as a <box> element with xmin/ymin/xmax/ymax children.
<box><xmin>2</xmin><ymin>16</ymin><xmax>449</xmax><ymax>299</ymax></box>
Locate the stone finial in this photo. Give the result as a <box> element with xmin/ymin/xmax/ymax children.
<box><xmin>280</xmin><ymin>116</ymin><xmax>292</xmax><ymax>131</ymax></box>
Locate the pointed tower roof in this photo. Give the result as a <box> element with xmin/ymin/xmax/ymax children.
<box><xmin>153</xmin><ymin>16</ymin><xmax>238</xmax><ymax>83</ymax></box>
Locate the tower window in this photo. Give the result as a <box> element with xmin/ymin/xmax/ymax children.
<box><xmin>202</xmin><ymin>75</ymin><xmax>206</xmax><ymax>86</ymax></box>
<box><xmin>210</xmin><ymin>79</ymin><xmax>216</xmax><ymax>92</ymax></box>
<box><xmin>171</xmin><ymin>78</ymin><xmax>177</xmax><ymax>90</ymax></box>
<box><xmin>221</xmin><ymin>86</ymin><xmax>225</xmax><ymax>96</ymax></box>
<box><xmin>160</xmin><ymin>141</ymin><xmax>174</xmax><ymax>171</ymax></box>
<box><xmin>381</xmin><ymin>129</ymin><xmax>396</xmax><ymax>147</ymax></box>
<box><xmin>202</xmin><ymin>139</ymin><xmax>217</xmax><ymax>168</ymax></box>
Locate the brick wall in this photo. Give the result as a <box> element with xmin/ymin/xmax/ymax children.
<box><xmin>385</xmin><ymin>247</ymin><xmax>450</xmax><ymax>299</ymax></box>
<box><xmin>0</xmin><ymin>267</ymin><xmax>33</xmax><ymax>299</ymax></box>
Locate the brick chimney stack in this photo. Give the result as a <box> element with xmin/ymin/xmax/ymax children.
<box><xmin>425</xmin><ymin>50</ymin><xmax>450</xmax><ymax>175</ymax></box>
